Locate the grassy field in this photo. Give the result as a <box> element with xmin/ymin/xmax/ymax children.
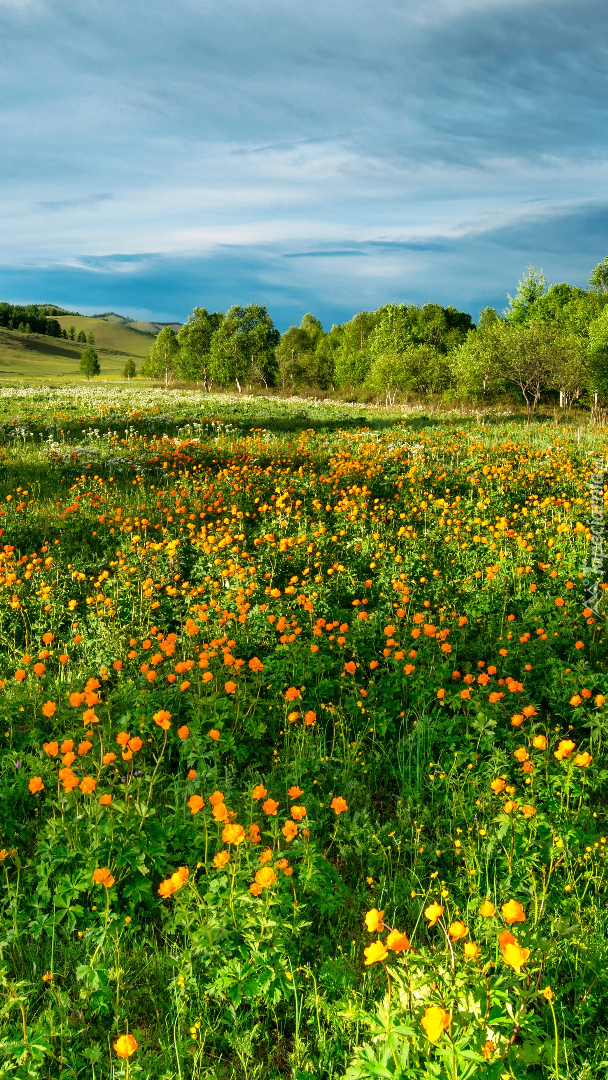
<box><xmin>0</xmin><ymin>317</ymin><xmax>154</xmax><ymax>381</ymax></box>
<box><xmin>0</xmin><ymin>386</ymin><xmax>607</xmax><ymax>1079</ymax></box>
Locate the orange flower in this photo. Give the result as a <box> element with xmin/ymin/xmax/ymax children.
<box><xmin>513</xmin><ymin>747</ymin><xmax>529</xmax><ymax>762</ymax></box>
<box><xmin>291</xmin><ymin>805</ymin><xmax>306</xmax><ymax>820</ymax></box>
<box><xmin>222</xmin><ymin>823</ymin><xmax>246</xmax><ymax>845</ymax></box>
<box><xmin>499</xmin><ymin>931</ymin><xmax>530</xmax><ymax>973</ymax></box>
<box><xmin>62</xmin><ymin>751</ymin><xmax>76</xmax><ymax>767</ymax></box>
<box><xmin>363</xmin><ymin>940</ymin><xmax>388</xmax><ymax>965</ymax></box>
<box><xmin>250</xmin><ymin>882</ymin><xmax>263</xmax><ymax>896</ymax></box>
<box><xmin>282</xmin><ymin>820</ymin><xmax>298</xmax><ymax>841</ymax></box>
<box><xmin>128</xmin><ymin>737</ymin><xmax>142</xmax><ymax>752</ymax></box>
<box><xmin>208</xmin><ymin>728</ymin><xmax>220</xmax><ymax>741</ymax></box>
<box><xmin>574</xmin><ymin>752</ymin><xmax>592</xmax><ymax>767</ymax></box>
<box><xmin>532</xmin><ymin>735</ymin><xmax>547</xmax><ymax>750</ymax></box>
<box><xmin>330</xmin><ymin>796</ymin><xmax>348</xmax><ymax>814</ymax></box>
<box><xmin>103</xmin><ymin>752</ymin><xmax>117</xmax><ymax>765</ymax></box>
<box><xmin>252</xmin><ymin>784</ymin><xmax>267</xmax><ymax>800</ymax></box>
<box><xmin>202</xmin><ymin>671</ymin><xmax>213</xmax><ymax>683</ymax></box>
<box><xmin>304</xmin><ymin>710</ymin><xmax>317</xmax><ymax>726</ymax></box>
<box><xmin>29</xmin><ymin>776</ymin><xmax>44</xmax><ymax>793</ymax></box>
<box><xmin>424</xmin><ymin>903</ymin><xmax>444</xmax><ymax>927</ymax></box>
<box><xmin>188</xmin><ymin>795</ymin><xmax>205</xmax><ymax>815</ymax></box>
<box><xmin>365</xmin><ymin>908</ymin><xmax>385</xmax><ymax>932</ymax></box>
<box><xmin>224</xmin><ymin>680</ymin><xmax>237</xmax><ymax>694</ymax></box>
<box><xmin>113</xmin><ymin>660</ymin><xmax>123</xmax><ymax>671</ymax></box>
<box><xmin>93</xmin><ymin>867</ymin><xmax>115</xmax><ymax>888</ymax></box>
<box><xmin>255</xmin><ymin>866</ymin><xmax>277</xmax><ymax>888</ymax></box>
<box><xmin>284</xmin><ymin>687</ymin><xmax>301</xmax><ymax>701</ymax></box>
<box><xmin>177</xmin><ymin>725</ymin><xmax>189</xmax><ymax>740</ymax></box>
<box><xmin>82</xmin><ymin>709</ymin><xmax>99</xmax><ymax>726</ymax></box>
<box><xmin>80</xmin><ymin>777</ymin><xmax>96</xmax><ymax>794</ymax></box>
<box><xmin>503</xmin><ymin>800</ymin><xmax>518</xmax><ymax>814</ymax></box>
<box><xmin>263</xmin><ymin>798</ymin><xmax>279</xmax><ymax>816</ymax></box>
<box><xmin>449</xmin><ymin>921</ymin><xmax>468</xmax><ymax>941</ymax></box>
<box><xmin>490</xmin><ymin>778</ymin><xmax>505</xmax><ymax>793</ymax></box>
<box><xmin>259</xmin><ymin>847</ymin><xmax>273</xmax><ymax>864</ymax></box>
<box><xmin>113</xmin><ymin>1034</ymin><xmax>138</xmax><ymax>1058</ymax></box>
<box><xmin>69</xmin><ymin>692</ymin><xmax>85</xmax><ymax>707</ymax></box>
<box><xmin>248</xmin><ymin>823</ymin><xmax>260</xmax><ymax>843</ymax></box>
<box><xmin>213</xmin><ymin>850</ymin><xmax>230</xmax><ymax>868</ymax></box>
<box><xmin>522</xmin><ymin>705</ymin><xmax>536</xmax><ymax>717</ymax></box>
<box><xmin>99</xmin><ymin>794</ymin><xmax>112</xmax><ymax>806</ymax></box>
<box><xmin>554</xmin><ymin>739</ymin><xmax>576</xmax><ymax>760</ymax></box>
<box><xmin>41</xmin><ymin>701</ymin><xmax>56</xmax><ymax>718</ymax></box>
<box><xmin>78</xmin><ymin>740</ymin><xmax>92</xmax><ymax>755</ymax></box>
<box><xmin>344</xmin><ymin>661</ymin><xmax>356</xmax><ymax>675</ymax></box>
<box><xmin>14</xmin><ymin>669</ymin><xmax>26</xmax><ymax>682</ymax></box>
<box><xmin>212</xmin><ymin>803</ymin><xmax>228</xmax><ymax>822</ymax></box>
<box><xmin>43</xmin><ymin>741</ymin><xmax>59</xmax><ymax>757</ymax></box>
<box><xmin>116</xmin><ymin>731</ymin><xmax>130</xmax><ymax>747</ymax></box>
<box><xmin>479</xmin><ymin>901</ymin><xmax>496</xmax><ymax>917</ymax></box>
<box><xmin>521</xmin><ymin>804</ymin><xmax>536</xmax><ymax>818</ymax></box>
<box><xmin>187</xmin><ymin>769</ymin><xmax>197</xmax><ymax>780</ymax></box>
<box><xmin>570</xmin><ymin>694</ymin><xmax>581</xmax><ymax>707</ymax></box>
<box><xmin>288</xmin><ymin>785</ymin><xmax>304</xmax><ymax>799</ymax></box>
<box><xmin>248</xmin><ymin>657</ymin><xmax>265</xmax><ymax>672</ymax></box>
<box><xmin>595</xmin><ymin>694</ymin><xmax>605</xmax><ymax>707</ymax></box>
<box><xmin>62</xmin><ymin>773</ymin><xmax>80</xmax><ymax>792</ymax></box>
<box><xmin>33</xmin><ymin>663</ymin><xmax>45</xmax><ymax>676</ymax></box>
<box><xmin>386</xmin><ymin>930</ymin><xmax>410</xmax><ymax>952</ymax></box>
<box><xmin>420</xmin><ymin>1005</ymin><xmax>451</xmax><ymax>1042</ymax></box>
<box><xmin>510</xmin><ymin>714</ymin><xmax>524</xmax><ymax>727</ymax></box>
<box><xmin>153</xmin><ymin>709</ymin><xmax>172</xmax><ymax>729</ymax></box>
<box><xmin>179</xmin><ymin>681</ymin><xmax>190</xmax><ymax>692</ymax></box>
<box><xmin>502</xmin><ymin>899</ymin><xmax>526</xmax><ymax>924</ymax></box>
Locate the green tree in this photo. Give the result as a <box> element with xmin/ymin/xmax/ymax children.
<box><xmin>87</xmin><ymin>332</ymin><xmax>95</xmax><ymax>345</ymax></box>
<box><xmin>69</xmin><ymin>326</ymin><xmax>76</xmax><ymax>340</ymax></box>
<box><xmin>504</xmin><ymin>265</ymin><xmax>547</xmax><ymax>322</ymax></box>
<box><xmin>77</xmin><ymin>330</ymin><xmax>87</xmax><ymax>343</ymax></box>
<box><xmin>209</xmin><ymin>305</ymin><xmax>279</xmax><ymax>392</ymax></box>
<box><xmin>123</xmin><ymin>358</ymin><xmax>137</xmax><ymax>380</ymax></box>
<box><xmin>79</xmin><ymin>348</ymin><xmax>100</xmax><ymax>380</ymax></box>
<box><xmin>141</xmin><ymin>327</ymin><xmax>180</xmax><ymax>388</ymax></box>
<box><xmin>589</xmin><ymin>256</ymin><xmax>608</xmax><ymax>294</ymax></box>
<box><xmin>61</xmin><ymin>328</ymin><xmax>68</xmax><ymax>339</ymax></box>
<box><xmin>177</xmin><ymin>307</ymin><xmax>223</xmax><ymax>389</ymax></box>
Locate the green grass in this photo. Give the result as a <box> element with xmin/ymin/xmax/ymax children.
<box><xmin>0</xmin><ymin>317</ymin><xmax>154</xmax><ymax>381</ymax></box>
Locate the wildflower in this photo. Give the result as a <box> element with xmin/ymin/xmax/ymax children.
<box><xmin>222</xmin><ymin>823</ymin><xmax>246</xmax><ymax>845</ymax></box>
<box><xmin>259</xmin><ymin>847</ymin><xmax>273</xmax><ymax>864</ymax></box>
<box><xmin>213</xmin><ymin>850</ymin><xmax>230</xmax><ymax>868</ymax></box>
<box><xmin>463</xmin><ymin>941</ymin><xmax>481</xmax><ymax>959</ymax></box>
<box><xmin>208</xmin><ymin>728</ymin><xmax>220</xmax><ymax>741</ymax></box>
<box><xmin>288</xmin><ymin>785</ymin><xmax>304</xmax><ymax>798</ymax></box>
<box><xmin>114</xmin><ymin>1034</ymin><xmax>138</xmax><ymax>1058</ymax></box>
<box><xmin>595</xmin><ymin>694</ymin><xmax>605</xmax><ymax>707</ymax></box>
<box><xmin>252</xmin><ymin>784</ymin><xmax>267</xmax><ymax>800</ymax></box>
<box><xmin>82</xmin><ymin>709</ymin><xmax>99</xmax><ymax>725</ymax></box>
<box><xmin>99</xmin><ymin>794</ymin><xmax>112</xmax><ymax>805</ymax></box>
<box><xmin>285</xmin><ymin>687</ymin><xmax>301</xmax><ymax>701</ymax></box>
<box><xmin>41</xmin><ymin>701</ymin><xmax>56</xmax><ymax>718</ymax></box>
<box><xmin>153</xmin><ymin>709</ymin><xmax>172</xmax><ymax>729</ymax></box>
<box><xmin>304</xmin><ymin>710</ymin><xmax>317</xmax><ymax>725</ymax></box>
<box><xmin>212</xmin><ymin>803</ymin><xmax>228</xmax><ymax>822</ymax></box>
<box><xmin>78</xmin><ymin>740</ymin><xmax>92</xmax><ymax>755</ymax></box>
<box><xmin>14</xmin><ymin>669</ymin><xmax>26</xmax><ymax>682</ymax></box>
<box><xmin>331</xmin><ymin>796</ymin><xmax>348</xmax><ymax>814</ymax></box>
<box><xmin>499</xmin><ymin>930</ymin><xmax>530</xmax><ymax>973</ymax></box>
<box><xmin>103</xmin><ymin>752</ymin><xmax>117</xmax><ymax>765</ymax></box>
<box><xmin>503</xmin><ymin>800</ymin><xmax>518</xmax><ymax>814</ymax></box>
<box><xmin>113</xmin><ymin>660</ymin><xmax>123</xmax><ymax>671</ymax></box>
<box><xmin>502</xmin><ymin>899</ymin><xmax>526</xmax><ymax>924</ymax></box>
<box><xmin>449</xmin><ymin>921</ymin><xmax>468</xmax><ymax>941</ymax></box>
<box><xmin>532</xmin><ymin>735</ymin><xmax>547</xmax><ymax>750</ymax></box>
<box><xmin>574</xmin><ymin>752</ymin><xmax>592</xmax><ymax>767</ymax></box>
<box><xmin>344</xmin><ymin>661</ymin><xmax>356</xmax><ymax>675</ymax></box>
<box><xmin>263</xmin><ymin>798</ymin><xmax>279</xmax><ymax>815</ymax></box>
<box><xmin>43</xmin><ymin>741</ymin><xmax>59</xmax><ymax>757</ymax></box>
<box><xmin>480</xmin><ymin>901</ymin><xmax>496</xmax><ymax>917</ymax></box>
<box><xmin>188</xmin><ymin>795</ymin><xmax>205</xmax><ymax>815</ymax></box>
<box><xmin>363</xmin><ymin>940</ymin><xmax>388</xmax><ymax>965</ymax></box>
<box><xmin>291</xmin><ymin>805</ymin><xmax>306</xmax><ymax>820</ymax></box>
<box><xmin>248</xmin><ymin>657</ymin><xmax>264</xmax><ymax>672</ymax></box>
<box><xmin>554</xmin><ymin>739</ymin><xmax>576</xmax><ymax>760</ymax></box>
<box><xmin>282</xmin><ymin>820</ymin><xmax>298</xmax><ymax>841</ymax></box>
<box><xmin>386</xmin><ymin>930</ymin><xmax>410</xmax><ymax>952</ymax></box>
<box><xmin>424</xmin><ymin>903</ymin><xmax>444</xmax><ymax>927</ymax></box>
<box><xmin>187</xmin><ymin>769</ymin><xmax>197</xmax><ymax>780</ymax></box>
<box><xmin>249</xmin><ymin>823</ymin><xmax>260</xmax><ymax>843</ymax></box>
<box><xmin>513</xmin><ymin>747</ymin><xmax>529</xmax><ymax>762</ymax></box>
<box><xmin>250</xmin><ymin>882</ymin><xmax>263</xmax><ymax>895</ymax></box>
<box><xmin>33</xmin><ymin>663</ymin><xmax>45</xmax><ymax>676</ymax></box>
<box><xmin>209</xmin><ymin>790</ymin><xmax>224</xmax><ymax>805</ymax></box>
<box><xmin>420</xmin><ymin>1005</ymin><xmax>451</xmax><ymax>1042</ymax></box>
<box><xmin>202</xmin><ymin>671</ymin><xmax>213</xmax><ymax>683</ymax></box>
<box><xmin>116</xmin><ymin>732</ymin><xmax>130</xmax><ymax>746</ymax></box>
<box><xmin>523</xmin><ymin>705</ymin><xmax>536</xmax><ymax>717</ymax></box>
<box><xmin>481</xmin><ymin>1040</ymin><xmax>494</xmax><ymax>1061</ymax></box>
<box><xmin>80</xmin><ymin>777</ymin><xmax>96</xmax><ymax>794</ymax></box>
<box><xmin>490</xmin><ymin>778</ymin><xmax>506</xmax><ymax>793</ymax></box>
<box><xmin>255</xmin><ymin>866</ymin><xmax>277</xmax><ymax>888</ymax></box>
<box><xmin>365</xmin><ymin>908</ymin><xmax>385</xmax><ymax>932</ymax></box>
<box><xmin>29</xmin><ymin>776</ymin><xmax>44</xmax><ymax>793</ymax></box>
<box><xmin>70</xmin><ymin>692</ymin><xmax>85</xmax><ymax>707</ymax></box>
<box><xmin>510</xmin><ymin>714</ymin><xmax>524</xmax><ymax>727</ymax></box>
<box><xmin>224</xmin><ymin>681</ymin><xmax>237</xmax><ymax>694</ymax></box>
<box><xmin>542</xmin><ymin>986</ymin><xmax>555</xmax><ymax>1002</ymax></box>
<box><xmin>93</xmin><ymin>867</ymin><xmax>115</xmax><ymax>888</ymax></box>
<box><xmin>63</xmin><ymin>751</ymin><xmax>76</xmax><ymax>767</ymax></box>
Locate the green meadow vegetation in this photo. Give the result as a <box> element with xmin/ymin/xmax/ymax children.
<box><xmin>0</xmin><ymin>384</ymin><xmax>607</xmax><ymax>1078</ymax></box>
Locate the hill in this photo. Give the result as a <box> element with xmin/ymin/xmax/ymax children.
<box><xmin>0</xmin><ymin>315</ymin><xmax>155</xmax><ymax>380</ymax></box>
<box><xmin>91</xmin><ymin>311</ymin><xmax>183</xmax><ymax>334</ymax></box>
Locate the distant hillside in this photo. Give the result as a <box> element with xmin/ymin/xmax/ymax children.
<box><xmin>0</xmin><ymin>314</ymin><xmax>155</xmax><ymax>380</ymax></box>
<box><xmin>91</xmin><ymin>311</ymin><xmax>183</xmax><ymax>335</ymax></box>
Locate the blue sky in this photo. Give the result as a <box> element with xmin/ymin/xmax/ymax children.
<box><xmin>1</xmin><ymin>0</ymin><xmax>608</xmax><ymax>330</ymax></box>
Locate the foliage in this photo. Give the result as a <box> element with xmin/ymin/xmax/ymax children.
<box><xmin>142</xmin><ymin>327</ymin><xmax>181</xmax><ymax>387</ymax></box>
<box><xmin>79</xmin><ymin>348</ymin><xmax>100</xmax><ymax>380</ymax></box>
<box><xmin>209</xmin><ymin>305</ymin><xmax>280</xmax><ymax>391</ymax></box>
<box><xmin>177</xmin><ymin>308</ymin><xmax>224</xmax><ymax>389</ymax></box>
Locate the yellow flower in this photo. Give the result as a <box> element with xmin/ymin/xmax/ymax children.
<box><xmin>424</xmin><ymin>902</ymin><xmax>444</xmax><ymax>927</ymax></box>
<box><xmin>463</xmin><ymin>941</ymin><xmax>480</xmax><ymax>959</ymax></box>
<box><xmin>386</xmin><ymin>930</ymin><xmax>410</xmax><ymax>952</ymax></box>
<box><xmin>448</xmin><ymin>921</ymin><xmax>468</xmax><ymax>941</ymax></box>
<box><xmin>364</xmin><ymin>908</ymin><xmax>384</xmax><ymax>933</ymax></box>
<box><xmin>114</xmin><ymin>1033</ymin><xmax>138</xmax><ymax>1057</ymax></box>
<box><xmin>479</xmin><ymin>900</ymin><xmax>496</xmax><ymax>917</ymax></box>
<box><xmin>501</xmin><ymin>899</ymin><xmax>526</xmax><ymax>925</ymax></box>
<box><xmin>363</xmin><ymin>940</ymin><xmax>388</xmax><ymax>965</ymax></box>
<box><xmin>542</xmin><ymin>985</ymin><xmax>555</xmax><ymax>1001</ymax></box>
<box><xmin>420</xmin><ymin>1005</ymin><xmax>451</xmax><ymax>1042</ymax></box>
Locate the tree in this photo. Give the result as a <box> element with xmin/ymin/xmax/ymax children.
<box><xmin>177</xmin><ymin>307</ymin><xmax>223</xmax><ymax>389</ymax></box>
<box><xmin>209</xmin><ymin>305</ymin><xmax>279</xmax><ymax>391</ymax></box>
<box><xmin>589</xmin><ymin>256</ymin><xmax>608</xmax><ymax>294</ymax></box>
<box><xmin>141</xmin><ymin>327</ymin><xmax>180</xmax><ymax>388</ymax></box>
<box><xmin>69</xmin><ymin>326</ymin><xmax>76</xmax><ymax>340</ymax></box>
<box><xmin>77</xmin><ymin>330</ymin><xmax>87</xmax><ymax>343</ymax></box>
<box><xmin>87</xmin><ymin>332</ymin><xmax>95</xmax><ymax>345</ymax></box>
<box><xmin>61</xmin><ymin>328</ymin><xmax>68</xmax><ymax>339</ymax></box>
<box><xmin>79</xmin><ymin>348</ymin><xmax>100</xmax><ymax>380</ymax></box>
<box><xmin>504</xmin><ymin>266</ymin><xmax>547</xmax><ymax>322</ymax></box>
<box><xmin>366</xmin><ymin>350</ymin><xmax>409</xmax><ymax>405</ymax></box>
<box><xmin>123</xmin><ymin>358</ymin><xmax>137</xmax><ymax>380</ymax></box>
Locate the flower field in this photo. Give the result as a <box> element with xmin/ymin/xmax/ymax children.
<box><xmin>0</xmin><ymin>386</ymin><xmax>607</xmax><ymax>1079</ymax></box>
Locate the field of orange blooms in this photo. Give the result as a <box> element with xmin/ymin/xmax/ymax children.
<box><xmin>0</xmin><ymin>386</ymin><xmax>607</xmax><ymax>1079</ymax></box>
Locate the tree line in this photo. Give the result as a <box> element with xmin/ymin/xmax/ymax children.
<box><xmin>0</xmin><ymin>303</ymin><xmax>84</xmax><ymax>339</ymax></box>
<box><xmin>140</xmin><ymin>258</ymin><xmax>608</xmax><ymax>409</ymax></box>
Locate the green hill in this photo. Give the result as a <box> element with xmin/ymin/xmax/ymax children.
<box><xmin>0</xmin><ymin>315</ymin><xmax>155</xmax><ymax>380</ymax></box>
<box><xmin>92</xmin><ymin>311</ymin><xmax>182</xmax><ymax>334</ymax></box>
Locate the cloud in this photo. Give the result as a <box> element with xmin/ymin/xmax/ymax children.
<box><xmin>1</xmin><ymin>0</ymin><xmax>607</xmax><ymax>324</ymax></box>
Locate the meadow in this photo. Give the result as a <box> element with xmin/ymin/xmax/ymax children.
<box><xmin>0</xmin><ymin>319</ymin><xmax>152</xmax><ymax>382</ymax></box>
<box><xmin>0</xmin><ymin>384</ymin><xmax>606</xmax><ymax>1079</ymax></box>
